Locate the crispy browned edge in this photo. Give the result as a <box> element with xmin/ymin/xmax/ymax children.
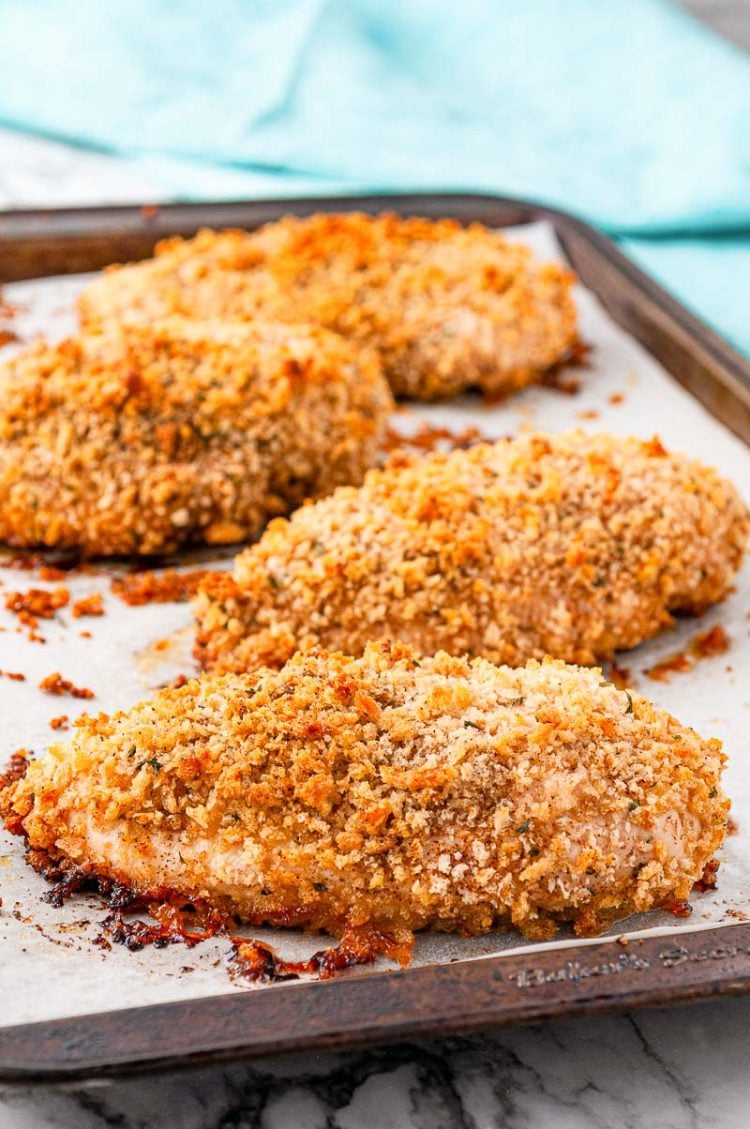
<box><xmin>0</xmin><ymin>192</ymin><xmax>749</xmax><ymax>1083</ymax></box>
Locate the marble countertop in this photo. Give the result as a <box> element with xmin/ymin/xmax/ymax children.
<box><xmin>2</xmin><ymin>6</ymin><xmax>750</xmax><ymax>1110</ymax></box>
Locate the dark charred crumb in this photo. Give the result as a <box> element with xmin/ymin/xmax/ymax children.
<box><xmin>663</xmin><ymin>898</ymin><xmax>693</xmax><ymax>920</ymax></box>
<box><xmin>108</xmin><ymin>882</ymin><xmax>144</xmax><ymax>911</ymax></box>
<box><xmin>111</xmin><ymin>568</ymin><xmax>216</xmax><ymax>606</ymax></box>
<box><xmin>693</xmin><ymin>858</ymin><xmax>720</xmax><ymax>893</ymax></box>
<box><xmin>71</xmin><ymin>592</ymin><xmax>104</xmax><ymax>618</ymax></box>
<box><xmin>103</xmin><ymin>913</ymin><xmax>185</xmax><ymax>952</ymax></box>
<box><xmin>41</xmin><ymin>867</ymin><xmax>101</xmax><ymax>909</ymax></box>
<box><xmin>38</xmin><ymin>672</ymin><xmax>94</xmax><ymax>699</ymax></box>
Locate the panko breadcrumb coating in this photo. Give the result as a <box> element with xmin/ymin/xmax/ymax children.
<box><xmin>195</xmin><ymin>431</ymin><xmax>748</xmax><ymax>673</ymax></box>
<box><xmin>0</xmin><ymin>317</ymin><xmax>392</xmax><ymax>556</ymax></box>
<box><xmin>2</xmin><ymin>644</ymin><xmax>728</xmax><ymax>941</ymax></box>
<box><xmin>78</xmin><ymin>213</ymin><xmax>579</xmax><ymax>401</ymax></box>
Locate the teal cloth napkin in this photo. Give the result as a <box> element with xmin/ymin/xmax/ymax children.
<box><xmin>0</xmin><ymin>0</ymin><xmax>747</xmax><ymax>355</ymax></box>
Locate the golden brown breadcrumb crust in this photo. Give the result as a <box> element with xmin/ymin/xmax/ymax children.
<box><xmin>0</xmin><ymin>317</ymin><xmax>392</xmax><ymax>555</ymax></box>
<box><xmin>78</xmin><ymin>213</ymin><xmax>579</xmax><ymax>401</ymax></box>
<box><xmin>2</xmin><ymin>644</ymin><xmax>728</xmax><ymax>940</ymax></box>
<box><xmin>194</xmin><ymin>431</ymin><xmax>749</xmax><ymax>674</ymax></box>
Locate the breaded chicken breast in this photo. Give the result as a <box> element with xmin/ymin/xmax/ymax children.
<box><xmin>0</xmin><ymin>318</ymin><xmax>392</xmax><ymax>556</ymax></box>
<box><xmin>195</xmin><ymin>431</ymin><xmax>748</xmax><ymax>673</ymax></box>
<box><xmin>78</xmin><ymin>213</ymin><xmax>579</xmax><ymax>401</ymax></box>
<box><xmin>2</xmin><ymin>645</ymin><xmax>728</xmax><ymax>941</ymax></box>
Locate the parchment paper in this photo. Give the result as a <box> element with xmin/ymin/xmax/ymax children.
<box><xmin>1</xmin><ymin>222</ymin><xmax>748</xmax><ymax>1027</ymax></box>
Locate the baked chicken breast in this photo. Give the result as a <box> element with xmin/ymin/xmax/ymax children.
<box><xmin>2</xmin><ymin>644</ymin><xmax>728</xmax><ymax>941</ymax></box>
<box><xmin>195</xmin><ymin>431</ymin><xmax>748</xmax><ymax>673</ymax></box>
<box><xmin>0</xmin><ymin>317</ymin><xmax>392</xmax><ymax>555</ymax></box>
<box><xmin>78</xmin><ymin>213</ymin><xmax>579</xmax><ymax>401</ymax></box>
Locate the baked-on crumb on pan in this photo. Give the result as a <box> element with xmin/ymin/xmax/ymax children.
<box><xmin>78</xmin><ymin>212</ymin><xmax>579</xmax><ymax>401</ymax></box>
<box><xmin>194</xmin><ymin>431</ymin><xmax>749</xmax><ymax>673</ymax></box>
<box><xmin>0</xmin><ymin>317</ymin><xmax>392</xmax><ymax>556</ymax></box>
<box><xmin>2</xmin><ymin>644</ymin><xmax>728</xmax><ymax>942</ymax></box>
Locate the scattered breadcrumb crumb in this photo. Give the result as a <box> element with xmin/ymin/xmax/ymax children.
<box><xmin>4</xmin><ymin>586</ymin><xmax>69</xmax><ymax>628</ymax></box>
<box><xmin>691</xmin><ymin>625</ymin><xmax>730</xmax><ymax>659</ymax></box>
<box><xmin>0</xmin><ymin>670</ymin><xmax>25</xmax><ymax>682</ymax></box>
<box><xmin>38</xmin><ymin>673</ymin><xmax>94</xmax><ymax>699</ymax></box>
<box><xmin>38</xmin><ymin>566</ymin><xmax>68</xmax><ymax>582</ymax></box>
<box><xmin>71</xmin><ymin>593</ymin><xmax>104</xmax><ymax>618</ymax></box>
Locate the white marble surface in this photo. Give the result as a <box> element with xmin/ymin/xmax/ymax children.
<box><xmin>3</xmin><ymin>3</ymin><xmax>750</xmax><ymax>1120</ymax></box>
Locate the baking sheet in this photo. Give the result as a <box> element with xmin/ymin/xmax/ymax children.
<box><xmin>1</xmin><ymin>220</ymin><xmax>748</xmax><ymax>1029</ymax></box>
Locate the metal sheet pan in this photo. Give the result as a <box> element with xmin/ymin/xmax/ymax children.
<box><xmin>0</xmin><ymin>193</ymin><xmax>749</xmax><ymax>1081</ymax></box>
